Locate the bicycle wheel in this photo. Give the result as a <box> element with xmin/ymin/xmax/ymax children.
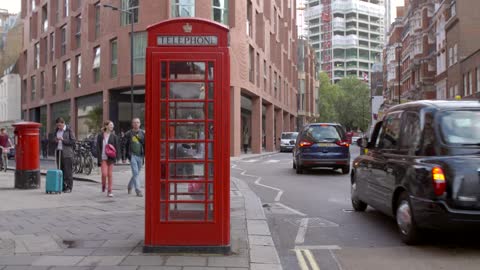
<box><xmin>83</xmin><ymin>155</ymin><xmax>93</xmax><ymax>175</ymax></box>
<box><xmin>73</xmin><ymin>155</ymin><xmax>81</xmax><ymax>174</ymax></box>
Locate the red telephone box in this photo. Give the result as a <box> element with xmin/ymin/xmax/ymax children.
<box><xmin>144</xmin><ymin>18</ymin><xmax>230</xmax><ymax>253</ymax></box>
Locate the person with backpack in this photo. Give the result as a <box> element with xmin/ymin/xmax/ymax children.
<box><xmin>125</xmin><ymin>118</ymin><xmax>145</xmax><ymax>197</ymax></box>
<box><xmin>96</xmin><ymin>120</ymin><xmax>119</xmax><ymax>197</ymax></box>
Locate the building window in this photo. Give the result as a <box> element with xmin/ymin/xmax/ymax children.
<box><xmin>463</xmin><ymin>74</ymin><xmax>467</xmax><ymax>96</ymax></box>
<box><xmin>76</xmin><ymin>55</ymin><xmax>81</xmax><ymax>88</ymax></box>
<box><xmin>451</xmin><ymin>1</ymin><xmax>456</xmax><ymax>17</ymax></box>
<box><xmin>93</xmin><ymin>46</ymin><xmax>101</xmax><ymax>83</ymax></box>
<box><xmin>171</xmin><ymin>0</ymin><xmax>195</xmax><ymax>17</ymax></box>
<box><xmin>31</xmin><ymin>76</ymin><xmax>36</xmax><ymax>101</ymax></box>
<box><xmin>256</xmin><ymin>52</ymin><xmax>260</xmax><ymax>87</ymax></box>
<box><xmin>249</xmin><ymin>46</ymin><xmax>254</xmax><ymax>83</ymax></box>
<box><xmin>61</xmin><ymin>25</ymin><xmax>67</xmax><ymax>56</ymax></box>
<box><xmin>121</xmin><ymin>0</ymin><xmax>139</xmax><ymax>25</ymax></box>
<box><xmin>212</xmin><ymin>0</ymin><xmax>228</xmax><ymax>25</ymax></box>
<box><xmin>40</xmin><ymin>71</ymin><xmax>45</xmax><ymax>99</ymax></box>
<box><xmin>64</xmin><ymin>0</ymin><xmax>69</xmax><ymax>17</ymax></box>
<box><xmin>64</xmin><ymin>60</ymin><xmax>71</xmax><ymax>91</ymax></box>
<box><xmin>75</xmin><ymin>15</ymin><xmax>81</xmax><ymax>49</ymax></box>
<box><xmin>95</xmin><ymin>3</ymin><xmax>100</xmax><ymax>39</ymax></box>
<box><xmin>468</xmin><ymin>72</ymin><xmax>473</xmax><ymax>96</ymax></box>
<box><xmin>246</xmin><ymin>0</ymin><xmax>252</xmax><ymax>36</ymax></box>
<box><xmin>22</xmin><ymin>79</ymin><xmax>27</xmax><ymax>103</ymax></box>
<box><xmin>55</xmin><ymin>0</ymin><xmax>60</xmax><ymax>23</ymax></box>
<box><xmin>448</xmin><ymin>47</ymin><xmax>453</xmax><ymax>66</ymax></box>
<box><xmin>274</xmin><ymin>71</ymin><xmax>278</xmax><ymax>97</ymax></box>
<box><xmin>133</xmin><ymin>32</ymin><xmax>147</xmax><ymax>74</ymax></box>
<box><xmin>477</xmin><ymin>68</ymin><xmax>480</xmax><ymax>93</ymax></box>
<box><xmin>453</xmin><ymin>44</ymin><xmax>458</xmax><ymax>64</ymax></box>
<box><xmin>42</xmin><ymin>4</ymin><xmax>48</xmax><ymax>32</ymax></box>
<box><xmin>42</xmin><ymin>37</ymin><xmax>48</xmax><ymax>65</ymax></box>
<box><xmin>110</xmin><ymin>39</ymin><xmax>118</xmax><ymax>78</ymax></box>
<box><xmin>263</xmin><ymin>60</ymin><xmax>267</xmax><ymax>92</ymax></box>
<box><xmin>50</xmin><ymin>32</ymin><xmax>55</xmax><ymax>61</ymax></box>
<box><xmin>34</xmin><ymin>42</ymin><xmax>40</xmax><ymax>69</ymax></box>
<box><xmin>52</xmin><ymin>66</ymin><xmax>57</xmax><ymax>95</ymax></box>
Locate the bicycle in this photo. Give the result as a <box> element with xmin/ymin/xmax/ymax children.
<box><xmin>73</xmin><ymin>141</ymin><xmax>94</xmax><ymax>175</ymax></box>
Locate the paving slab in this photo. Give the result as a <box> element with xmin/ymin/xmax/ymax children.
<box><xmin>246</xmin><ymin>220</ymin><xmax>270</xmax><ymax>236</ymax></box>
<box><xmin>31</xmin><ymin>256</ymin><xmax>85</xmax><ymax>266</ymax></box>
<box><xmin>249</xmin><ymin>246</ymin><xmax>281</xmax><ymax>265</ymax></box>
<box><xmin>249</xmin><ymin>263</ymin><xmax>282</xmax><ymax>270</ymax></box>
<box><xmin>0</xmin><ymin>255</ymin><xmax>40</xmax><ymax>266</ymax></box>
<box><xmin>208</xmin><ymin>256</ymin><xmax>249</xmax><ymax>268</ymax></box>
<box><xmin>164</xmin><ymin>256</ymin><xmax>208</xmax><ymax>266</ymax></box>
<box><xmin>120</xmin><ymin>255</ymin><xmax>166</xmax><ymax>266</ymax></box>
<box><xmin>77</xmin><ymin>256</ymin><xmax>126</xmax><ymax>266</ymax></box>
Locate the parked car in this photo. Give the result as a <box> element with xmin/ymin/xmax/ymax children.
<box><xmin>279</xmin><ymin>132</ymin><xmax>298</xmax><ymax>152</ymax></box>
<box><xmin>351</xmin><ymin>100</ymin><xmax>480</xmax><ymax>244</ymax></box>
<box><xmin>293</xmin><ymin>123</ymin><xmax>350</xmax><ymax>174</ymax></box>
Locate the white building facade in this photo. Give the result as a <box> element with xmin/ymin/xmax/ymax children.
<box><xmin>0</xmin><ymin>74</ymin><xmax>21</xmax><ymax>129</ymax></box>
<box><xmin>304</xmin><ymin>0</ymin><xmax>386</xmax><ymax>83</ymax></box>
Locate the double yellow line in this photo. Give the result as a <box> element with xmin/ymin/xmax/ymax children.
<box><xmin>295</xmin><ymin>249</ymin><xmax>321</xmax><ymax>270</ymax></box>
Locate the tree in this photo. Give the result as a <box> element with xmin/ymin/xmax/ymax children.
<box><xmin>336</xmin><ymin>77</ymin><xmax>371</xmax><ymax>131</ymax></box>
<box><xmin>317</xmin><ymin>72</ymin><xmax>341</xmax><ymax>123</ymax></box>
<box><xmin>84</xmin><ymin>106</ymin><xmax>103</xmax><ymax>134</ymax></box>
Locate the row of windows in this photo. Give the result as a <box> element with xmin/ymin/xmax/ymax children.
<box><xmin>171</xmin><ymin>0</ymin><xmax>229</xmax><ymax>25</ymax></box>
<box><xmin>462</xmin><ymin>67</ymin><xmax>480</xmax><ymax>97</ymax></box>
<box><xmin>25</xmin><ymin>33</ymin><xmax>147</xmax><ymax>103</ymax></box>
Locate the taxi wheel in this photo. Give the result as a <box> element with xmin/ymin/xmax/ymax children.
<box><xmin>396</xmin><ymin>192</ymin><xmax>421</xmax><ymax>245</ymax></box>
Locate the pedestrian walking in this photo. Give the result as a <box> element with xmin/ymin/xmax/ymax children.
<box><xmin>97</xmin><ymin>120</ymin><xmax>119</xmax><ymax>197</ymax></box>
<box><xmin>53</xmin><ymin>118</ymin><xmax>76</xmax><ymax>192</ymax></box>
<box><xmin>125</xmin><ymin>118</ymin><xmax>145</xmax><ymax>197</ymax></box>
<box><xmin>0</xmin><ymin>128</ymin><xmax>13</xmax><ymax>171</ymax></box>
<box><xmin>41</xmin><ymin>135</ymin><xmax>49</xmax><ymax>158</ymax></box>
<box><xmin>243</xmin><ymin>128</ymin><xmax>249</xmax><ymax>154</ymax></box>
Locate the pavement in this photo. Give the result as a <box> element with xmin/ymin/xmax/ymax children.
<box><xmin>0</xmin><ymin>152</ymin><xmax>283</xmax><ymax>270</ymax></box>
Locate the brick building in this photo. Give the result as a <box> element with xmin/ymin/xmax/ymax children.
<box><xmin>296</xmin><ymin>38</ymin><xmax>319</xmax><ymax>129</ymax></box>
<box><xmin>383</xmin><ymin>0</ymin><xmax>480</xmax><ymax>104</ymax></box>
<box><xmin>19</xmin><ymin>0</ymin><xmax>300</xmax><ymax>157</ymax></box>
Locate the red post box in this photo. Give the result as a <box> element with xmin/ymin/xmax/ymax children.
<box><xmin>144</xmin><ymin>18</ymin><xmax>230</xmax><ymax>253</ymax></box>
<box><xmin>13</xmin><ymin>122</ymin><xmax>42</xmax><ymax>189</ymax></box>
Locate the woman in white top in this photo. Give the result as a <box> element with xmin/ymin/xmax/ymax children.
<box><xmin>96</xmin><ymin>120</ymin><xmax>119</xmax><ymax>197</ymax></box>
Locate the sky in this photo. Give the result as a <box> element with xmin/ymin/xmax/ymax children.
<box><xmin>0</xmin><ymin>0</ymin><xmax>21</xmax><ymax>14</ymax></box>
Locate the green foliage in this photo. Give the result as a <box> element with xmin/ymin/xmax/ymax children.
<box><xmin>84</xmin><ymin>106</ymin><xmax>103</xmax><ymax>134</ymax></box>
<box><xmin>317</xmin><ymin>74</ymin><xmax>371</xmax><ymax>131</ymax></box>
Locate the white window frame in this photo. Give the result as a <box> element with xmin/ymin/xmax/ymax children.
<box><xmin>171</xmin><ymin>0</ymin><xmax>195</xmax><ymax>18</ymax></box>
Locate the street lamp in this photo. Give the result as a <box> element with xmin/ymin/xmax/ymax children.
<box><xmin>103</xmin><ymin>4</ymin><xmax>135</xmax><ymax>120</ymax></box>
<box><xmin>395</xmin><ymin>43</ymin><xmax>403</xmax><ymax>105</ymax></box>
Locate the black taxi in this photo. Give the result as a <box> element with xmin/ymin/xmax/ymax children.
<box><xmin>351</xmin><ymin>100</ymin><xmax>480</xmax><ymax>244</ymax></box>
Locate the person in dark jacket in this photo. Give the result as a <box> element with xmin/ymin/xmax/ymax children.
<box><xmin>53</xmin><ymin>117</ymin><xmax>76</xmax><ymax>192</ymax></box>
<box><xmin>96</xmin><ymin>120</ymin><xmax>119</xmax><ymax>197</ymax></box>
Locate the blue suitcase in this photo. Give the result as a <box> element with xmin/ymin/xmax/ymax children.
<box><xmin>46</xmin><ymin>169</ymin><xmax>63</xmax><ymax>194</ymax></box>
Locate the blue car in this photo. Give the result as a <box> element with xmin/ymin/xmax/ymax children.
<box><xmin>293</xmin><ymin>123</ymin><xmax>350</xmax><ymax>174</ymax></box>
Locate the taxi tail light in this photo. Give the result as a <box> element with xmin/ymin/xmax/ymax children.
<box><xmin>336</xmin><ymin>140</ymin><xmax>350</xmax><ymax>147</ymax></box>
<box><xmin>432</xmin><ymin>167</ymin><xmax>446</xmax><ymax>196</ymax></box>
<box><xmin>299</xmin><ymin>140</ymin><xmax>313</xmax><ymax>147</ymax></box>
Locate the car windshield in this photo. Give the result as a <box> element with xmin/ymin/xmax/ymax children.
<box><xmin>439</xmin><ymin>110</ymin><xmax>480</xmax><ymax>145</ymax></box>
<box><xmin>304</xmin><ymin>125</ymin><xmax>342</xmax><ymax>142</ymax></box>
<box><xmin>281</xmin><ymin>133</ymin><xmax>298</xmax><ymax>139</ymax></box>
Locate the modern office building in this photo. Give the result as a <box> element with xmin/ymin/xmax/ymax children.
<box><xmin>19</xmin><ymin>0</ymin><xmax>299</xmax><ymax>157</ymax></box>
<box><xmin>304</xmin><ymin>0</ymin><xmax>386</xmax><ymax>83</ymax></box>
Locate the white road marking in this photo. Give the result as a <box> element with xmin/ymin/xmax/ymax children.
<box><xmin>304</xmin><ymin>249</ymin><xmax>321</xmax><ymax>270</ymax></box>
<box><xmin>242</xmin><ymin>159</ymin><xmax>259</xmax><ymax>163</ymax></box>
<box><xmin>295</xmin><ymin>218</ymin><xmax>309</xmax><ymax>244</ymax></box>
<box><xmin>276</xmin><ymin>202</ymin><xmax>307</xmax><ymax>216</ymax></box>
<box><xmin>295</xmin><ymin>245</ymin><xmax>342</xmax><ymax>250</ymax></box>
<box><xmin>233</xmin><ymin>164</ymin><xmax>285</xmax><ymax>202</ymax></box>
<box><xmin>265</xmin><ymin>159</ymin><xmax>280</xmax><ymax>163</ymax></box>
<box><xmin>295</xmin><ymin>249</ymin><xmax>310</xmax><ymax>270</ymax></box>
